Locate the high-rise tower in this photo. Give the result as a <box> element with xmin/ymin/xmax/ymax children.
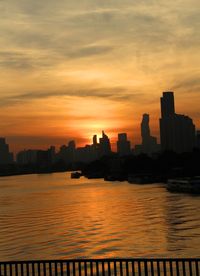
<box><xmin>160</xmin><ymin>91</ymin><xmax>175</xmax><ymax>118</ymax></box>
<box><xmin>159</xmin><ymin>91</ymin><xmax>196</xmax><ymax>153</ymax></box>
<box><xmin>117</xmin><ymin>133</ymin><xmax>131</xmax><ymax>156</ymax></box>
<box><xmin>0</xmin><ymin>138</ymin><xmax>13</xmax><ymax>164</ymax></box>
<box><xmin>141</xmin><ymin>114</ymin><xmax>158</xmax><ymax>155</ymax></box>
<box><xmin>141</xmin><ymin>114</ymin><xmax>151</xmax><ymax>144</ymax></box>
<box><xmin>99</xmin><ymin>131</ymin><xmax>111</xmax><ymax>156</ymax></box>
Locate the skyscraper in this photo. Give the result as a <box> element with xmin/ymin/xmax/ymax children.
<box><xmin>93</xmin><ymin>135</ymin><xmax>98</xmax><ymax>146</ymax></box>
<box><xmin>99</xmin><ymin>131</ymin><xmax>111</xmax><ymax>157</ymax></box>
<box><xmin>141</xmin><ymin>114</ymin><xmax>159</xmax><ymax>155</ymax></box>
<box><xmin>160</xmin><ymin>92</ymin><xmax>196</xmax><ymax>153</ymax></box>
<box><xmin>196</xmin><ymin>131</ymin><xmax>200</xmax><ymax>149</ymax></box>
<box><xmin>117</xmin><ymin>133</ymin><xmax>131</xmax><ymax>156</ymax></box>
<box><xmin>134</xmin><ymin>114</ymin><xmax>160</xmax><ymax>156</ymax></box>
<box><xmin>141</xmin><ymin>114</ymin><xmax>150</xmax><ymax>141</ymax></box>
<box><xmin>0</xmin><ymin>138</ymin><xmax>13</xmax><ymax>164</ymax></box>
<box><xmin>160</xmin><ymin>91</ymin><xmax>175</xmax><ymax>118</ymax></box>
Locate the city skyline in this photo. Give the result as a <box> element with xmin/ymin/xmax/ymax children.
<box><xmin>1</xmin><ymin>90</ymin><xmax>200</xmax><ymax>155</ymax></box>
<box><xmin>1</xmin><ymin>91</ymin><xmax>199</xmax><ymax>165</ymax></box>
<box><xmin>0</xmin><ymin>0</ymin><xmax>200</xmax><ymax>153</ymax></box>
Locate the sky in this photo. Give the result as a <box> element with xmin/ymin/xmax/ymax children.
<box><xmin>0</xmin><ymin>0</ymin><xmax>200</xmax><ymax>153</ymax></box>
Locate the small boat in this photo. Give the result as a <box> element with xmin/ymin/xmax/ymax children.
<box><xmin>128</xmin><ymin>174</ymin><xmax>158</xmax><ymax>184</ymax></box>
<box><xmin>104</xmin><ymin>173</ymin><xmax>126</xmax><ymax>182</ymax></box>
<box><xmin>71</xmin><ymin>172</ymin><xmax>82</xmax><ymax>179</ymax></box>
<box><xmin>167</xmin><ymin>177</ymin><xmax>200</xmax><ymax>194</ymax></box>
<box><xmin>86</xmin><ymin>172</ymin><xmax>104</xmax><ymax>179</ymax></box>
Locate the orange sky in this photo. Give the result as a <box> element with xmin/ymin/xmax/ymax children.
<box><xmin>0</xmin><ymin>0</ymin><xmax>199</xmax><ymax>153</ymax></box>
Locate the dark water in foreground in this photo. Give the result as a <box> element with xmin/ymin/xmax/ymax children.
<box><xmin>0</xmin><ymin>172</ymin><xmax>199</xmax><ymax>261</ymax></box>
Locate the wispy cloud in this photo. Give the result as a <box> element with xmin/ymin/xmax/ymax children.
<box><xmin>0</xmin><ymin>0</ymin><xmax>199</xmax><ymax>149</ymax></box>
<box><xmin>172</xmin><ymin>76</ymin><xmax>200</xmax><ymax>92</ymax></box>
<box><xmin>0</xmin><ymin>86</ymin><xmax>146</xmax><ymax>107</ymax></box>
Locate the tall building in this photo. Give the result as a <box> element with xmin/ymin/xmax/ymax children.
<box><xmin>93</xmin><ymin>135</ymin><xmax>98</xmax><ymax>146</ymax></box>
<box><xmin>135</xmin><ymin>114</ymin><xmax>159</xmax><ymax>155</ymax></box>
<box><xmin>141</xmin><ymin>114</ymin><xmax>159</xmax><ymax>155</ymax></box>
<box><xmin>58</xmin><ymin>140</ymin><xmax>76</xmax><ymax>165</ymax></box>
<box><xmin>91</xmin><ymin>135</ymin><xmax>99</xmax><ymax>160</ymax></box>
<box><xmin>0</xmin><ymin>138</ymin><xmax>13</xmax><ymax>164</ymax></box>
<box><xmin>141</xmin><ymin>114</ymin><xmax>150</xmax><ymax>142</ymax></box>
<box><xmin>160</xmin><ymin>91</ymin><xmax>175</xmax><ymax>118</ymax></box>
<box><xmin>117</xmin><ymin>133</ymin><xmax>131</xmax><ymax>156</ymax></box>
<box><xmin>196</xmin><ymin>130</ymin><xmax>200</xmax><ymax>149</ymax></box>
<box><xmin>160</xmin><ymin>92</ymin><xmax>196</xmax><ymax>153</ymax></box>
<box><xmin>99</xmin><ymin>131</ymin><xmax>111</xmax><ymax>157</ymax></box>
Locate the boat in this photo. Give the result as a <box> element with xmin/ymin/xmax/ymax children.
<box><xmin>128</xmin><ymin>174</ymin><xmax>159</xmax><ymax>184</ymax></box>
<box><xmin>167</xmin><ymin>177</ymin><xmax>200</xmax><ymax>194</ymax></box>
<box><xmin>86</xmin><ymin>172</ymin><xmax>104</xmax><ymax>179</ymax></box>
<box><xmin>104</xmin><ymin>173</ymin><xmax>126</xmax><ymax>182</ymax></box>
<box><xmin>71</xmin><ymin>172</ymin><xmax>82</xmax><ymax>179</ymax></box>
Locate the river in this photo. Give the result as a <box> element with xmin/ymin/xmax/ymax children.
<box><xmin>0</xmin><ymin>172</ymin><xmax>199</xmax><ymax>261</ymax></box>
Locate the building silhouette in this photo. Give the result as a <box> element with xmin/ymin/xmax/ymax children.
<box><xmin>75</xmin><ymin>132</ymin><xmax>112</xmax><ymax>162</ymax></box>
<box><xmin>160</xmin><ymin>91</ymin><xmax>196</xmax><ymax>153</ymax></box>
<box><xmin>49</xmin><ymin>146</ymin><xmax>56</xmax><ymax>164</ymax></box>
<box><xmin>75</xmin><ymin>145</ymin><xmax>98</xmax><ymax>163</ymax></box>
<box><xmin>17</xmin><ymin>146</ymin><xmax>56</xmax><ymax>167</ymax></box>
<box><xmin>161</xmin><ymin>91</ymin><xmax>175</xmax><ymax>118</ymax></box>
<box><xmin>58</xmin><ymin>140</ymin><xmax>76</xmax><ymax>165</ymax></box>
<box><xmin>99</xmin><ymin>131</ymin><xmax>111</xmax><ymax>157</ymax></box>
<box><xmin>141</xmin><ymin>114</ymin><xmax>159</xmax><ymax>154</ymax></box>
<box><xmin>117</xmin><ymin>133</ymin><xmax>131</xmax><ymax>156</ymax></box>
<box><xmin>5</xmin><ymin>91</ymin><xmax>199</xmax><ymax>169</ymax></box>
<box><xmin>0</xmin><ymin>138</ymin><xmax>13</xmax><ymax>164</ymax></box>
<box><xmin>17</xmin><ymin>149</ymin><xmax>38</xmax><ymax>165</ymax></box>
<box><xmin>91</xmin><ymin>135</ymin><xmax>100</xmax><ymax>159</ymax></box>
<box><xmin>196</xmin><ymin>131</ymin><xmax>200</xmax><ymax>149</ymax></box>
<box><xmin>73</xmin><ymin>135</ymin><xmax>101</xmax><ymax>163</ymax></box>
<box><xmin>135</xmin><ymin>114</ymin><xmax>159</xmax><ymax>155</ymax></box>
<box><xmin>56</xmin><ymin>133</ymin><xmax>112</xmax><ymax>164</ymax></box>
<box><xmin>93</xmin><ymin>135</ymin><xmax>98</xmax><ymax>147</ymax></box>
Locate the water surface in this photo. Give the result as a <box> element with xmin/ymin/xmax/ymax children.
<box><xmin>0</xmin><ymin>172</ymin><xmax>199</xmax><ymax>260</ymax></box>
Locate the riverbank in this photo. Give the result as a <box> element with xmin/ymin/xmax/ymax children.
<box><xmin>1</xmin><ymin>150</ymin><xmax>200</xmax><ymax>181</ymax></box>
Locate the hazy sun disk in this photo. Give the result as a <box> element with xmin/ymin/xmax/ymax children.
<box><xmin>65</xmin><ymin>97</ymin><xmax>127</xmax><ymax>145</ymax></box>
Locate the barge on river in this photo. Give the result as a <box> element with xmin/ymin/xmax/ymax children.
<box><xmin>167</xmin><ymin>177</ymin><xmax>200</xmax><ymax>194</ymax></box>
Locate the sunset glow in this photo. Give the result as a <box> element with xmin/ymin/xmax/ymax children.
<box><xmin>0</xmin><ymin>0</ymin><xmax>199</xmax><ymax>153</ymax></box>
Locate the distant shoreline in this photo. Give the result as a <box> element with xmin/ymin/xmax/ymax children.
<box><xmin>0</xmin><ymin>168</ymin><xmax>68</xmax><ymax>178</ymax></box>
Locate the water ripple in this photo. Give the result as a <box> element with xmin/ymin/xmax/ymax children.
<box><xmin>0</xmin><ymin>172</ymin><xmax>200</xmax><ymax>260</ymax></box>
